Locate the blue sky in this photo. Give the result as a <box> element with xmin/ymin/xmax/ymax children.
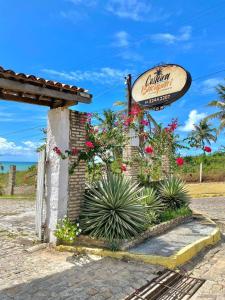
<box><xmin>0</xmin><ymin>0</ymin><xmax>225</xmax><ymax>161</ymax></box>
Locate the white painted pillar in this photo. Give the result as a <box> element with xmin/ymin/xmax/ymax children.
<box><xmin>45</xmin><ymin>108</ymin><xmax>70</xmax><ymax>243</ymax></box>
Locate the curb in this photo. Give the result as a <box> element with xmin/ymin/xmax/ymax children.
<box><xmin>56</xmin><ymin>218</ymin><xmax>221</xmax><ymax>269</ymax></box>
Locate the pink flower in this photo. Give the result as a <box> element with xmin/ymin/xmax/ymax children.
<box><xmin>176</xmin><ymin>157</ymin><xmax>184</xmax><ymax>166</ymax></box>
<box><xmin>121</xmin><ymin>164</ymin><xmax>127</xmax><ymax>172</ymax></box>
<box><xmin>140</xmin><ymin>120</ymin><xmax>149</xmax><ymax>126</ymax></box>
<box><xmin>167</xmin><ymin>119</ymin><xmax>178</xmax><ymax>132</ymax></box>
<box><xmin>123</xmin><ymin>117</ymin><xmax>133</xmax><ymax>126</ymax></box>
<box><xmin>145</xmin><ymin>146</ymin><xmax>153</xmax><ymax>154</ymax></box>
<box><xmin>53</xmin><ymin>146</ymin><xmax>62</xmax><ymax>155</ymax></box>
<box><xmin>204</xmin><ymin>146</ymin><xmax>212</xmax><ymax>153</ymax></box>
<box><xmin>130</xmin><ymin>104</ymin><xmax>142</xmax><ymax>116</ymax></box>
<box><xmin>85</xmin><ymin>141</ymin><xmax>94</xmax><ymax>148</ymax></box>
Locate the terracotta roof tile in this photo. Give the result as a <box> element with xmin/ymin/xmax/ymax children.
<box><xmin>0</xmin><ymin>65</ymin><xmax>90</xmax><ymax>95</ymax></box>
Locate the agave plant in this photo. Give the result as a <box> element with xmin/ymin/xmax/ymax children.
<box><xmin>140</xmin><ymin>188</ymin><xmax>165</xmax><ymax>225</ymax></box>
<box><xmin>80</xmin><ymin>174</ymin><xmax>146</xmax><ymax>241</ymax></box>
<box><xmin>159</xmin><ymin>177</ymin><xmax>190</xmax><ymax>209</ymax></box>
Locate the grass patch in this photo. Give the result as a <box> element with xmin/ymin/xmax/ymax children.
<box><xmin>158</xmin><ymin>207</ymin><xmax>192</xmax><ymax>223</ymax></box>
<box><xmin>186</xmin><ymin>182</ymin><xmax>225</xmax><ymax>198</ymax></box>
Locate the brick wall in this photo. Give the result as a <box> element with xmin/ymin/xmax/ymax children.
<box><xmin>123</xmin><ymin>145</ymin><xmax>140</xmax><ymax>182</ymax></box>
<box><xmin>68</xmin><ymin>111</ymin><xmax>86</xmax><ymax>220</ymax></box>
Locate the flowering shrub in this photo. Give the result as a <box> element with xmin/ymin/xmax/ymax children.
<box><xmin>54</xmin><ymin>217</ymin><xmax>82</xmax><ymax>244</ymax></box>
<box><xmin>176</xmin><ymin>157</ymin><xmax>184</xmax><ymax>166</ymax></box>
<box><xmin>204</xmin><ymin>146</ymin><xmax>212</xmax><ymax>153</ymax></box>
<box><xmin>53</xmin><ymin>107</ymin><xmax>185</xmax><ymax>180</ymax></box>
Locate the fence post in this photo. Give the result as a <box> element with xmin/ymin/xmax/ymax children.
<box><xmin>6</xmin><ymin>165</ymin><xmax>16</xmax><ymax>195</ymax></box>
<box><xmin>200</xmin><ymin>162</ymin><xmax>203</xmax><ymax>183</ymax></box>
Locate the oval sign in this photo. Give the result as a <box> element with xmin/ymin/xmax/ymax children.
<box><xmin>132</xmin><ymin>64</ymin><xmax>192</xmax><ymax>109</ymax></box>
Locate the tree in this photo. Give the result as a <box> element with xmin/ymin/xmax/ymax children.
<box><xmin>205</xmin><ymin>81</ymin><xmax>225</xmax><ymax>135</ymax></box>
<box><xmin>185</xmin><ymin>119</ymin><xmax>217</xmax><ymax>154</ymax></box>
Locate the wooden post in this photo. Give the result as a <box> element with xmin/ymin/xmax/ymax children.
<box><xmin>6</xmin><ymin>165</ymin><xmax>16</xmax><ymax>195</ymax></box>
<box><xmin>125</xmin><ymin>74</ymin><xmax>132</xmax><ymax>115</ymax></box>
<box><xmin>200</xmin><ymin>162</ymin><xmax>203</xmax><ymax>183</ymax></box>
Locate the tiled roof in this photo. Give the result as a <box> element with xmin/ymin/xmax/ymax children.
<box><xmin>0</xmin><ymin>65</ymin><xmax>89</xmax><ymax>94</ymax></box>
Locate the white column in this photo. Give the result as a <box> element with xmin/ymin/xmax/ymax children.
<box><xmin>45</xmin><ymin>108</ymin><xmax>70</xmax><ymax>243</ymax></box>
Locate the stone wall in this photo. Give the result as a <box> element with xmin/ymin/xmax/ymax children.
<box><xmin>123</xmin><ymin>145</ymin><xmax>140</xmax><ymax>182</ymax></box>
<box><xmin>68</xmin><ymin>110</ymin><xmax>86</xmax><ymax>220</ymax></box>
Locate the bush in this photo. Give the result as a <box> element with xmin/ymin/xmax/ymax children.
<box><xmin>159</xmin><ymin>177</ymin><xmax>190</xmax><ymax>209</ymax></box>
<box><xmin>140</xmin><ymin>187</ymin><xmax>165</xmax><ymax>225</ymax></box>
<box><xmin>80</xmin><ymin>173</ymin><xmax>146</xmax><ymax>242</ymax></box>
<box><xmin>159</xmin><ymin>207</ymin><xmax>192</xmax><ymax>222</ymax></box>
<box><xmin>54</xmin><ymin>217</ymin><xmax>82</xmax><ymax>244</ymax></box>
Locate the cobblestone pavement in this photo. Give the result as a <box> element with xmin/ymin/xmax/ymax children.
<box><xmin>0</xmin><ymin>198</ymin><xmax>37</xmax><ymax>242</ymax></box>
<box><xmin>190</xmin><ymin>197</ymin><xmax>225</xmax><ymax>221</ymax></box>
<box><xmin>187</xmin><ymin>197</ymin><xmax>225</xmax><ymax>299</ymax></box>
<box><xmin>0</xmin><ymin>198</ymin><xmax>161</xmax><ymax>299</ymax></box>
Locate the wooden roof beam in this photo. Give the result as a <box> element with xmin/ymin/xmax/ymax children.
<box><xmin>0</xmin><ymin>77</ymin><xmax>92</xmax><ymax>105</ymax></box>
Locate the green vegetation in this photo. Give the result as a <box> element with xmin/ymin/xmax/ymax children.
<box><xmin>81</xmin><ymin>174</ymin><xmax>146</xmax><ymax>241</ymax></box>
<box><xmin>54</xmin><ymin>217</ymin><xmax>82</xmax><ymax>244</ymax></box>
<box><xmin>205</xmin><ymin>80</ymin><xmax>225</xmax><ymax>135</ymax></box>
<box><xmin>80</xmin><ymin>173</ymin><xmax>191</xmax><ymax>244</ymax></box>
<box><xmin>159</xmin><ymin>207</ymin><xmax>192</xmax><ymax>223</ymax></box>
<box><xmin>141</xmin><ymin>187</ymin><xmax>165</xmax><ymax>225</ymax></box>
<box><xmin>0</xmin><ymin>165</ymin><xmax>36</xmax><ymax>188</ymax></box>
<box><xmin>159</xmin><ymin>177</ymin><xmax>190</xmax><ymax>209</ymax></box>
<box><xmin>178</xmin><ymin>151</ymin><xmax>225</xmax><ymax>182</ymax></box>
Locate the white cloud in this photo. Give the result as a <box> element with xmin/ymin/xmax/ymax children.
<box><xmin>180</xmin><ymin>110</ymin><xmax>206</xmax><ymax>132</ymax></box>
<box><xmin>113</xmin><ymin>31</ymin><xmax>130</xmax><ymax>48</ymax></box>
<box><xmin>106</xmin><ymin>0</ymin><xmax>151</xmax><ymax>21</ymax></box>
<box><xmin>67</xmin><ymin>0</ymin><xmax>97</xmax><ymax>6</ymax></box>
<box><xmin>0</xmin><ymin>138</ymin><xmax>41</xmax><ymax>157</ymax></box>
<box><xmin>201</xmin><ymin>77</ymin><xmax>223</xmax><ymax>94</ymax></box>
<box><xmin>106</xmin><ymin>0</ymin><xmax>169</xmax><ymax>22</ymax></box>
<box><xmin>42</xmin><ymin>67</ymin><xmax>130</xmax><ymax>85</ymax></box>
<box><xmin>150</xmin><ymin>26</ymin><xmax>192</xmax><ymax>44</ymax></box>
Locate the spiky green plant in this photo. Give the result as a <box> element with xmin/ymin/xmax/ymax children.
<box><xmin>80</xmin><ymin>174</ymin><xmax>146</xmax><ymax>241</ymax></box>
<box><xmin>159</xmin><ymin>177</ymin><xmax>190</xmax><ymax>209</ymax></box>
<box><xmin>140</xmin><ymin>187</ymin><xmax>165</xmax><ymax>225</ymax></box>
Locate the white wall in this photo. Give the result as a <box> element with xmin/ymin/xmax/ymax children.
<box><xmin>45</xmin><ymin>108</ymin><xmax>70</xmax><ymax>243</ymax></box>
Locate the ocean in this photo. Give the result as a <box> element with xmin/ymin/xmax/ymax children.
<box><xmin>0</xmin><ymin>161</ymin><xmax>37</xmax><ymax>173</ymax></box>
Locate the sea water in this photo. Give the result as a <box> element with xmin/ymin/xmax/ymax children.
<box><xmin>0</xmin><ymin>161</ymin><xmax>37</xmax><ymax>173</ymax></box>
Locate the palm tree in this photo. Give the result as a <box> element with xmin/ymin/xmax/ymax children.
<box><xmin>205</xmin><ymin>82</ymin><xmax>225</xmax><ymax>135</ymax></box>
<box><xmin>185</xmin><ymin>119</ymin><xmax>217</xmax><ymax>153</ymax></box>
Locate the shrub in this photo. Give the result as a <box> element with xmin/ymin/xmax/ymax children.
<box><xmin>159</xmin><ymin>177</ymin><xmax>190</xmax><ymax>209</ymax></box>
<box><xmin>80</xmin><ymin>173</ymin><xmax>146</xmax><ymax>242</ymax></box>
<box><xmin>159</xmin><ymin>207</ymin><xmax>192</xmax><ymax>222</ymax></box>
<box><xmin>140</xmin><ymin>187</ymin><xmax>165</xmax><ymax>225</ymax></box>
<box><xmin>54</xmin><ymin>217</ymin><xmax>82</xmax><ymax>244</ymax></box>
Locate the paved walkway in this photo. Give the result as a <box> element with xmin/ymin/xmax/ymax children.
<box><xmin>0</xmin><ymin>198</ymin><xmax>161</xmax><ymax>300</ymax></box>
<box><xmin>129</xmin><ymin>220</ymin><xmax>216</xmax><ymax>257</ymax></box>
<box><xmin>190</xmin><ymin>197</ymin><xmax>225</xmax><ymax>222</ymax></box>
<box><xmin>186</xmin><ymin>197</ymin><xmax>225</xmax><ymax>299</ymax></box>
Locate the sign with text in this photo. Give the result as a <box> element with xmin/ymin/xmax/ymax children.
<box><xmin>132</xmin><ymin>64</ymin><xmax>192</xmax><ymax>109</ymax></box>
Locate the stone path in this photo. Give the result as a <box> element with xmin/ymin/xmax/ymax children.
<box><xmin>190</xmin><ymin>197</ymin><xmax>225</xmax><ymax>222</ymax></box>
<box><xmin>186</xmin><ymin>197</ymin><xmax>225</xmax><ymax>299</ymax></box>
<box><xmin>129</xmin><ymin>220</ymin><xmax>216</xmax><ymax>257</ymax></box>
<box><xmin>0</xmin><ymin>198</ymin><xmax>161</xmax><ymax>299</ymax></box>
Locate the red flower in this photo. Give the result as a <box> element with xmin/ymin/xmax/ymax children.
<box><xmin>204</xmin><ymin>146</ymin><xmax>212</xmax><ymax>153</ymax></box>
<box><xmin>85</xmin><ymin>141</ymin><xmax>94</xmax><ymax>148</ymax></box>
<box><xmin>72</xmin><ymin>148</ymin><xmax>79</xmax><ymax>155</ymax></box>
<box><xmin>140</xmin><ymin>119</ymin><xmax>149</xmax><ymax>126</ymax></box>
<box><xmin>145</xmin><ymin>146</ymin><xmax>153</xmax><ymax>154</ymax></box>
<box><xmin>53</xmin><ymin>146</ymin><xmax>62</xmax><ymax>155</ymax></box>
<box><xmin>121</xmin><ymin>164</ymin><xmax>127</xmax><ymax>172</ymax></box>
<box><xmin>176</xmin><ymin>157</ymin><xmax>184</xmax><ymax>166</ymax></box>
